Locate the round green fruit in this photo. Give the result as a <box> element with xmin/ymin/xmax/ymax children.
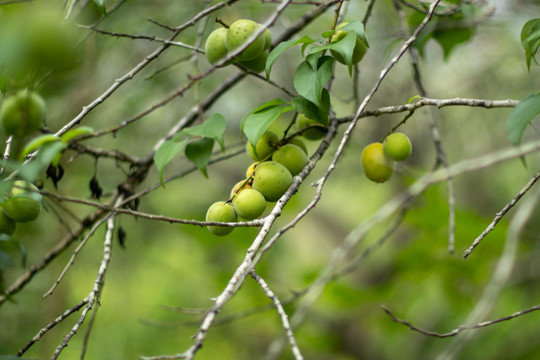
<box><xmin>205</xmin><ymin>201</ymin><xmax>237</xmax><ymax>236</ymax></box>
<box><xmin>330</xmin><ymin>22</ymin><xmax>367</xmax><ymax>65</ymax></box>
<box><xmin>0</xmin><ymin>208</ymin><xmax>17</xmax><ymax>235</ymax></box>
<box><xmin>383</xmin><ymin>132</ymin><xmax>412</xmax><ymax>162</ymax></box>
<box><xmin>236</xmin><ymin>51</ymin><xmax>267</xmax><ymax>73</ymax></box>
<box><xmin>233</xmin><ymin>188</ymin><xmax>266</xmax><ymax>220</ymax></box>
<box><xmin>288</xmin><ymin>137</ymin><xmax>308</xmax><ymax>155</ymax></box>
<box><xmin>3</xmin><ymin>181</ymin><xmax>42</xmax><ymax>223</ymax></box>
<box><xmin>361</xmin><ymin>143</ymin><xmax>395</xmax><ymax>183</ymax></box>
<box><xmin>226</xmin><ymin>19</ymin><xmax>266</xmax><ymax>61</ymax></box>
<box><xmin>246</xmin><ymin>130</ymin><xmax>278</xmax><ymax>161</ymax></box>
<box><xmin>252</xmin><ymin>161</ymin><xmax>293</xmax><ymax>202</ymax></box>
<box><xmin>1</xmin><ymin>91</ymin><xmax>46</xmax><ymax>137</ymax></box>
<box><xmin>296</xmin><ymin>114</ymin><xmax>327</xmax><ymax>141</ymax></box>
<box><xmin>272</xmin><ymin>144</ymin><xmax>308</xmax><ymax>176</ymax></box>
<box><xmin>205</xmin><ymin>28</ymin><xmax>229</xmax><ymax>65</ymax></box>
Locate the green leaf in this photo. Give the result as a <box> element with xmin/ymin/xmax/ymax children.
<box><xmin>433</xmin><ymin>26</ymin><xmax>475</xmax><ymax>59</ymax></box>
<box><xmin>92</xmin><ymin>0</ymin><xmax>108</xmax><ymax>16</ymax></box>
<box><xmin>291</xmin><ymin>93</ymin><xmax>330</xmax><ymax>126</ymax></box>
<box><xmin>20</xmin><ymin>135</ymin><xmax>60</xmax><ymax>160</ymax></box>
<box><xmin>338</xmin><ymin>21</ymin><xmax>369</xmax><ymax>48</ymax></box>
<box><xmin>182</xmin><ymin>113</ymin><xmax>226</xmax><ymax>152</ymax></box>
<box><xmin>60</xmin><ymin>126</ymin><xmax>96</xmax><ymax>143</ymax></box>
<box><xmin>521</xmin><ymin>18</ymin><xmax>540</xmax><ymax>71</ymax></box>
<box><xmin>241</xmin><ymin>99</ymin><xmax>293</xmax><ymax>147</ymax></box>
<box><xmin>185</xmin><ymin>137</ymin><xmax>214</xmax><ymax>178</ymax></box>
<box><xmin>294</xmin><ymin>56</ymin><xmax>333</xmax><ymax>108</ymax></box>
<box><xmin>19</xmin><ymin>142</ymin><xmax>68</xmax><ymax>183</ymax></box>
<box><xmin>265</xmin><ymin>35</ymin><xmax>314</xmax><ymax>79</ymax></box>
<box><xmin>508</xmin><ymin>92</ymin><xmax>540</xmax><ymax>146</ymax></box>
<box><xmin>154</xmin><ymin>138</ymin><xmax>188</xmax><ymax>186</ymax></box>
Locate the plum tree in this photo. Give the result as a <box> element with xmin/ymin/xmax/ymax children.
<box><xmin>233</xmin><ymin>188</ymin><xmax>266</xmax><ymax>220</ymax></box>
<box><xmin>361</xmin><ymin>143</ymin><xmax>395</xmax><ymax>183</ymax></box>
<box><xmin>272</xmin><ymin>144</ymin><xmax>308</xmax><ymax>176</ymax></box>
<box><xmin>205</xmin><ymin>201</ymin><xmax>237</xmax><ymax>236</ymax></box>
<box><xmin>252</xmin><ymin>161</ymin><xmax>293</xmax><ymax>202</ymax></box>
<box><xmin>246</xmin><ymin>130</ymin><xmax>278</xmax><ymax>161</ymax></box>
<box><xmin>0</xmin><ymin>91</ymin><xmax>46</xmax><ymax>138</ymax></box>
<box><xmin>3</xmin><ymin>180</ymin><xmax>42</xmax><ymax>223</ymax></box>
<box><xmin>226</xmin><ymin>19</ymin><xmax>266</xmax><ymax>61</ymax></box>
<box><xmin>383</xmin><ymin>132</ymin><xmax>412</xmax><ymax>162</ymax></box>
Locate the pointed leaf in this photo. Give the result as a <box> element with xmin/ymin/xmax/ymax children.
<box><xmin>182</xmin><ymin>113</ymin><xmax>227</xmax><ymax>152</ymax></box>
<box><xmin>60</xmin><ymin>126</ymin><xmax>96</xmax><ymax>143</ymax></box>
<box><xmin>92</xmin><ymin>0</ymin><xmax>108</xmax><ymax>16</ymax></box>
<box><xmin>185</xmin><ymin>138</ymin><xmax>214</xmax><ymax>178</ymax></box>
<box><xmin>521</xmin><ymin>18</ymin><xmax>540</xmax><ymax>70</ymax></box>
<box><xmin>291</xmin><ymin>94</ymin><xmax>329</xmax><ymax>126</ymax></box>
<box><xmin>241</xmin><ymin>99</ymin><xmax>293</xmax><ymax>147</ymax></box>
<box><xmin>19</xmin><ymin>142</ymin><xmax>67</xmax><ymax>183</ymax></box>
<box><xmin>154</xmin><ymin>138</ymin><xmax>188</xmax><ymax>186</ymax></box>
<box><xmin>266</xmin><ymin>35</ymin><xmax>314</xmax><ymax>79</ymax></box>
<box><xmin>20</xmin><ymin>135</ymin><xmax>60</xmax><ymax>160</ymax></box>
<box><xmin>508</xmin><ymin>92</ymin><xmax>540</xmax><ymax>146</ymax></box>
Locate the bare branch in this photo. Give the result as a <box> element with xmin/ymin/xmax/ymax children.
<box><xmin>250</xmin><ymin>271</ymin><xmax>304</xmax><ymax>360</ymax></box>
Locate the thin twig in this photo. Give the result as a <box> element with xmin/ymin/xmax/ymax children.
<box><xmin>51</xmin><ymin>203</ymin><xmax>119</xmax><ymax>359</ymax></box>
<box><xmin>250</xmin><ymin>271</ymin><xmax>304</xmax><ymax>360</ymax></box>
<box><xmin>464</xmin><ymin>169</ymin><xmax>540</xmax><ymax>259</ymax></box>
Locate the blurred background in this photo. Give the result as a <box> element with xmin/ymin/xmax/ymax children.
<box><xmin>1</xmin><ymin>0</ymin><xmax>540</xmax><ymax>359</ymax></box>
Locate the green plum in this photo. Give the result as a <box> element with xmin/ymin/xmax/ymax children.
<box><xmin>296</xmin><ymin>114</ymin><xmax>327</xmax><ymax>141</ymax></box>
<box><xmin>272</xmin><ymin>144</ymin><xmax>308</xmax><ymax>176</ymax></box>
<box><xmin>205</xmin><ymin>201</ymin><xmax>237</xmax><ymax>236</ymax></box>
<box><xmin>252</xmin><ymin>161</ymin><xmax>293</xmax><ymax>202</ymax></box>
<box><xmin>226</xmin><ymin>19</ymin><xmax>266</xmax><ymax>61</ymax></box>
<box><xmin>1</xmin><ymin>91</ymin><xmax>46</xmax><ymax>137</ymax></box>
<box><xmin>233</xmin><ymin>188</ymin><xmax>266</xmax><ymax>220</ymax></box>
<box><xmin>0</xmin><ymin>208</ymin><xmax>17</xmax><ymax>235</ymax></box>
<box><xmin>246</xmin><ymin>130</ymin><xmax>278</xmax><ymax>161</ymax></box>
<box><xmin>361</xmin><ymin>143</ymin><xmax>395</xmax><ymax>183</ymax></box>
<box><xmin>236</xmin><ymin>51</ymin><xmax>267</xmax><ymax>73</ymax></box>
<box><xmin>205</xmin><ymin>28</ymin><xmax>229</xmax><ymax>65</ymax></box>
<box><xmin>3</xmin><ymin>180</ymin><xmax>42</xmax><ymax>223</ymax></box>
<box><xmin>383</xmin><ymin>132</ymin><xmax>412</xmax><ymax>162</ymax></box>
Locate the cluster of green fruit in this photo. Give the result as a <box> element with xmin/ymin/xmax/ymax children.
<box><xmin>0</xmin><ymin>90</ymin><xmax>46</xmax><ymax>138</ymax></box>
<box><xmin>205</xmin><ymin>19</ymin><xmax>272</xmax><ymax>73</ymax></box>
<box><xmin>0</xmin><ymin>180</ymin><xmax>42</xmax><ymax>236</ymax></box>
<box><xmin>361</xmin><ymin>132</ymin><xmax>412</xmax><ymax>183</ymax></box>
<box><xmin>205</xmin><ymin>128</ymin><xmax>313</xmax><ymax>236</ymax></box>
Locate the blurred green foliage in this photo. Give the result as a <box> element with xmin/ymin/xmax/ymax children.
<box><xmin>1</xmin><ymin>0</ymin><xmax>540</xmax><ymax>360</ymax></box>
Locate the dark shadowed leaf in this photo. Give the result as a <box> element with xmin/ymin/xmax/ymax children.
<box><xmin>154</xmin><ymin>138</ymin><xmax>188</xmax><ymax>186</ymax></box>
<box><xmin>182</xmin><ymin>113</ymin><xmax>227</xmax><ymax>152</ymax></box>
<box><xmin>185</xmin><ymin>137</ymin><xmax>214</xmax><ymax>178</ymax></box>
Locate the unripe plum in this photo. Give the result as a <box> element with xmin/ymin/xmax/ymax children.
<box><xmin>361</xmin><ymin>143</ymin><xmax>395</xmax><ymax>183</ymax></box>
<box><xmin>263</xmin><ymin>28</ymin><xmax>272</xmax><ymax>50</ymax></box>
<box><xmin>0</xmin><ymin>208</ymin><xmax>17</xmax><ymax>235</ymax></box>
<box><xmin>296</xmin><ymin>114</ymin><xmax>327</xmax><ymax>141</ymax></box>
<box><xmin>226</xmin><ymin>19</ymin><xmax>266</xmax><ymax>61</ymax></box>
<box><xmin>205</xmin><ymin>28</ymin><xmax>229</xmax><ymax>65</ymax></box>
<box><xmin>236</xmin><ymin>51</ymin><xmax>267</xmax><ymax>73</ymax></box>
<box><xmin>330</xmin><ymin>22</ymin><xmax>367</xmax><ymax>65</ymax></box>
<box><xmin>205</xmin><ymin>201</ymin><xmax>237</xmax><ymax>236</ymax></box>
<box><xmin>383</xmin><ymin>132</ymin><xmax>412</xmax><ymax>162</ymax></box>
<box><xmin>246</xmin><ymin>130</ymin><xmax>278</xmax><ymax>161</ymax></box>
<box><xmin>3</xmin><ymin>180</ymin><xmax>42</xmax><ymax>223</ymax></box>
<box><xmin>1</xmin><ymin>91</ymin><xmax>46</xmax><ymax>137</ymax></box>
<box><xmin>272</xmin><ymin>144</ymin><xmax>308</xmax><ymax>176</ymax></box>
<box><xmin>252</xmin><ymin>161</ymin><xmax>293</xmax><ymax>202</ymax></box>
<box><xmin>233</xmin><ymin>188</ymin><xmax>266</xmax><ymax>220</ymax></box>
<box><xmin>288</xmin><ymin>137</ymin><xmax>308</xmax><ymax>155</ymax></box>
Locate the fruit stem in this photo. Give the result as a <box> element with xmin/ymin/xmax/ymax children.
<box><xmin>215</xmin><ymin>17</ymin><xmax>229</xmax><ymax>29</ymax></box>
